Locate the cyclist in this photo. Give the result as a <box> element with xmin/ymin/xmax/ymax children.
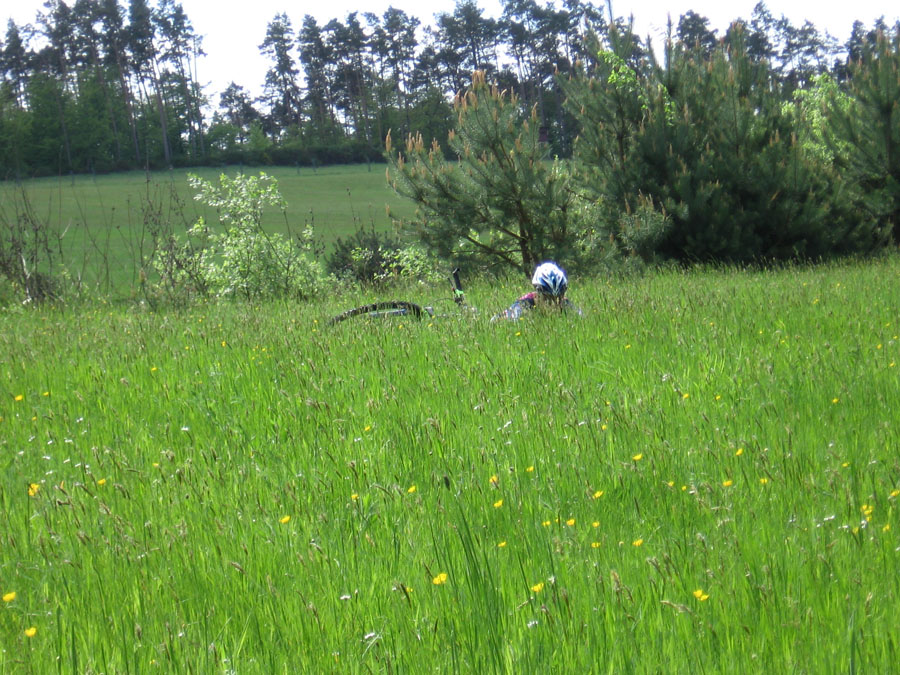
<box><xmin>491</xmin><ymin>261</ymin><xmax>582</xmax><ymax>321</ymax></box>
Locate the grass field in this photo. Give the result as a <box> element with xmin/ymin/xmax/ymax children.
<box><xmin>2</xmin><ymin>256</ymin><xmax>899</xmax><ymax>671</ymax></box>
<box><xmin>0</xmin><ymin>165</ymin><xmax>416</xmax><ymax>292</ymax></box>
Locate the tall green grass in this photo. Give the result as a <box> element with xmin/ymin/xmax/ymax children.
<box><xmin>1</xmin><ymin>258</ymin><xmax>899</xmax><ymax>671</ymax></box>
<box><xmin>1</xmin><ymin>165</ymin><xmax>415</xmax><ymax>292</ymax></box>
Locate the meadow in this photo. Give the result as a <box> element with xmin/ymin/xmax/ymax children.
<box><xmin>0</xmin><ymin>165</ymin><xmax>416</xmax><ymax>293</ymax></box>
<box><xmin>1</xmin><ymin>255</ymin><xmax>899</xmax><ymax>672</ymax></box>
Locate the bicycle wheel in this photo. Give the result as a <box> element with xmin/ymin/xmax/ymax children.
<box><xmin>328</xmin><ymin>301</ymin><xmax>427</xmax><ymax>325</ymax></box>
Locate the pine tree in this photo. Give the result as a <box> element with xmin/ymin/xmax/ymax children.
<box><xmin>387</xmin><ymin>70</ymin><xmax>574</xmax><ymax>275</ymax></box>
<box><xmin>562</xmin><ymin>24</ymin><xmax>878</xmax><ymax>262</ymax></box>
<box><xmin>827</xmin><ymin>27</ymin><xmax>900</xmax><ymax>244</ymax></box>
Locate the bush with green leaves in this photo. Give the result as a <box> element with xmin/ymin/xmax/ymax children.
<box><xmin>377</xmin><ymin>243</ymin><xmax>445</xmax><ymax>284</ymax></box>
<box><xmin>325</xmin><ymin>227</ymin><xmax>446</xmax><ymax>285</ymax></box>
<box><xmin>149</xmin><ymin>172</ymin><xmax>326</xmax><ymax>301</ymax></box>
<box><xmin>326</xmin><ymin>228</ymin><xmax>402</xmax><ymax>284</ymax></box>
<box><xmin>569</xmin><ymin>190</ymin><xmax>673</xmax><ymax>274</ymax></box>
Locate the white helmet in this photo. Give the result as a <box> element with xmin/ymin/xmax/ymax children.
<box><xmin>532</xmin><ymin>262</ymin><xmax>568</xmax><ymax>297</ymax></box>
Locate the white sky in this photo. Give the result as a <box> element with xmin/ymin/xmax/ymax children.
<box><xmin>5</xmin><ymin>0</ymin><xmax>899</xmax><ymax>105</ymax></box>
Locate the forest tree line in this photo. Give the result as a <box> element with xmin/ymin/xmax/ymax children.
<box><xmin>0</xmin><ymin>0</ymin><xmax>895</xmax><ymax>177</ymax></box>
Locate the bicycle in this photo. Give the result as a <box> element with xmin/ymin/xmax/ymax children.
<box><xmin>328</xmin><ymin>268</ymin><xmax>471</xmax><ymax>325</ymax></box>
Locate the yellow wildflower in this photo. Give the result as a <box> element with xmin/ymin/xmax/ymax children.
<box><xmin>97</xmin><ymin>478</ymin><xmax>107</xmax><ymax>486</ymax></box>
<box><xmin>722</xmin><ymin>479</ymin><xmax>734</xmax><ymax>487</ymax></box>
<box><xmin>526</xmin><ymin>466</ymin><xmax>535</xmax><ymax>473</ymax></box>
<box><xmin>531</xmin><ymin>582</ymin><xmax>544</xmax><ymax>593</ymax></box>
<box><xmin>24</xmin><ymin>627</ymin><xmax>37</xmax><ymax>638</ymax></box>
<box><xmin>592</xmin><ymin>490</ymin><xmax>604</xmax><ymax>499</ymax></box>
<box><xmin>566</xmin><ymin>518</ymin><xmax>575</xmax><ymax>526</ymax></box>
<box><xmin>493</xmin><ymin>499</ymin><xmax>503</xmax><ymax>508</ymax></box>
<box><xmin>28</xmin><ymin>483</ymin><xmax>39</xmax><ymax>497</ymax></box>
<box><xmin>591</xmin><ymin>542</ymin><xmax>601</xmax><ymax>548</ymax></box>
<box><xmin>432</xmin><ymin>573</ymin><xmax>448</xmax><ymax>585</ymax></box>
<box><xmin>279</xmin><ymin>515</ymin><xmax>290</xmax><ymax>524</ymax></box>
<box><xmin>632</xmin><ymin>539</ymin><xmax>644</xmax><ymax>547</ymax></box>
<box><xmin>735</xmin><ymin>448</ymin><xmax>744</xmax><ymax>456</ymax></box>
<box><xmin>693</xmin><ymin>589</ymin><xmax>710</xmax><ymax>602</ymax></box>
<box><xmin>14</xmin><ymin>394</ymin><xmax>24</xmax><ymax>402</ymax></box>
<box><xmin>498</xmin><ymin>541</ymin><xmax>507</xmax><ymax>548</ymax></box>
<box><xmin>632</xmin><ymin>453</ymin><xmax>643</xmax><ymax>461</ymax></box>
<box><xmin>2</xmin><ymin>592</ymin><xmax>15</xmax><ymax>602</ymax></box>
<box><xmin>407</xmin><ymin>485</ymin><xmax>417</xmax><ymax>494</ymax></box>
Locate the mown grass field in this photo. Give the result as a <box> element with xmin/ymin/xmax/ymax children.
<box><xmin>0</xmin><ymin>165</ymin><xmax>415</xmax><ymax>292</ymax></box>
<box><xmin>2</xmin><ymin>257</ymin><xmax>899</xmax><ymax>672</ymax></box>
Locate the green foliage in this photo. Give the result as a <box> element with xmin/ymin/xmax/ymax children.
<box><xmin>826</xmin><ymin>28</ymin><xmax>900</xmax><ymax>244</ymax></box>
<box><xmin>378</xmin><ymin>243</ymin><xmax>445</xmax><ymax>283</ymax></box>
<box><xmin>611</xmin><ymin>195</ymin><xmax>674</xmax><ymax>263</ymax></box>
<box><xmin>148</xmin><ymin>172</ymin><xmax>326</xmax><ymax>301</ymax></box>
<box><xmin>562</xmin><ymin>25</ymin><xmax>886</xmax><ymax>263</ymax></box>
<box><xmin>247</xmin><ymin>122</ymin><xmax>274</xmax><ymax>164</ymax></box>
<box><xmin>784</xmin><ymin>74</ymin><xmax>889</xmax><ymax>252</ymax></box>
<box><xmin>569</xmin><ymin>190</ymin><xmax>672</xmax><ymax>271</ymax></box>
<box><xmin>387</xmin><ymin>71</ymin><xmax>579</xmax><ymax>276</ymax></box>
<box><xmin>0</xmin><ymin>87</ymin><xmax>30</xmax><ymax>179</ymax></box>
<box><xmin>784</xmin><ymin>74</ymin><xmax>850</xmax><ymax>165</ymax></box>
<box><xmin>326</xmin><ymin>227</ymin><xmax>402</xmax><ymax>283</ymax></box>
<box><xmin>325</xmin><ymin>227</ymin><xmax>446</xmax><ymax>285</ymax></box>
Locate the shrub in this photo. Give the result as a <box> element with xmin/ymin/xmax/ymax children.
<box><xmin>378</xmin><ymin>244</ymin><xmax>445</xmax><ymax>284</ymax></box>
<box><xmin>326</xmin><ymin>228</ymin><xmax>402</xmax><ymax>283</ymax></box>
<box><xmin>572</xmin><ymin>193</ymin><xmax>672</xmax><ymax>273</ymax></box>
<box><xmin>560</xmin><ymin>24</ymin><xmax>887</xmax><ymax>263</ymax></box>
<box><xmin>147</xmin><ymin>172</ymin><xmax>327</xmax><ymax>301</ymax></box>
